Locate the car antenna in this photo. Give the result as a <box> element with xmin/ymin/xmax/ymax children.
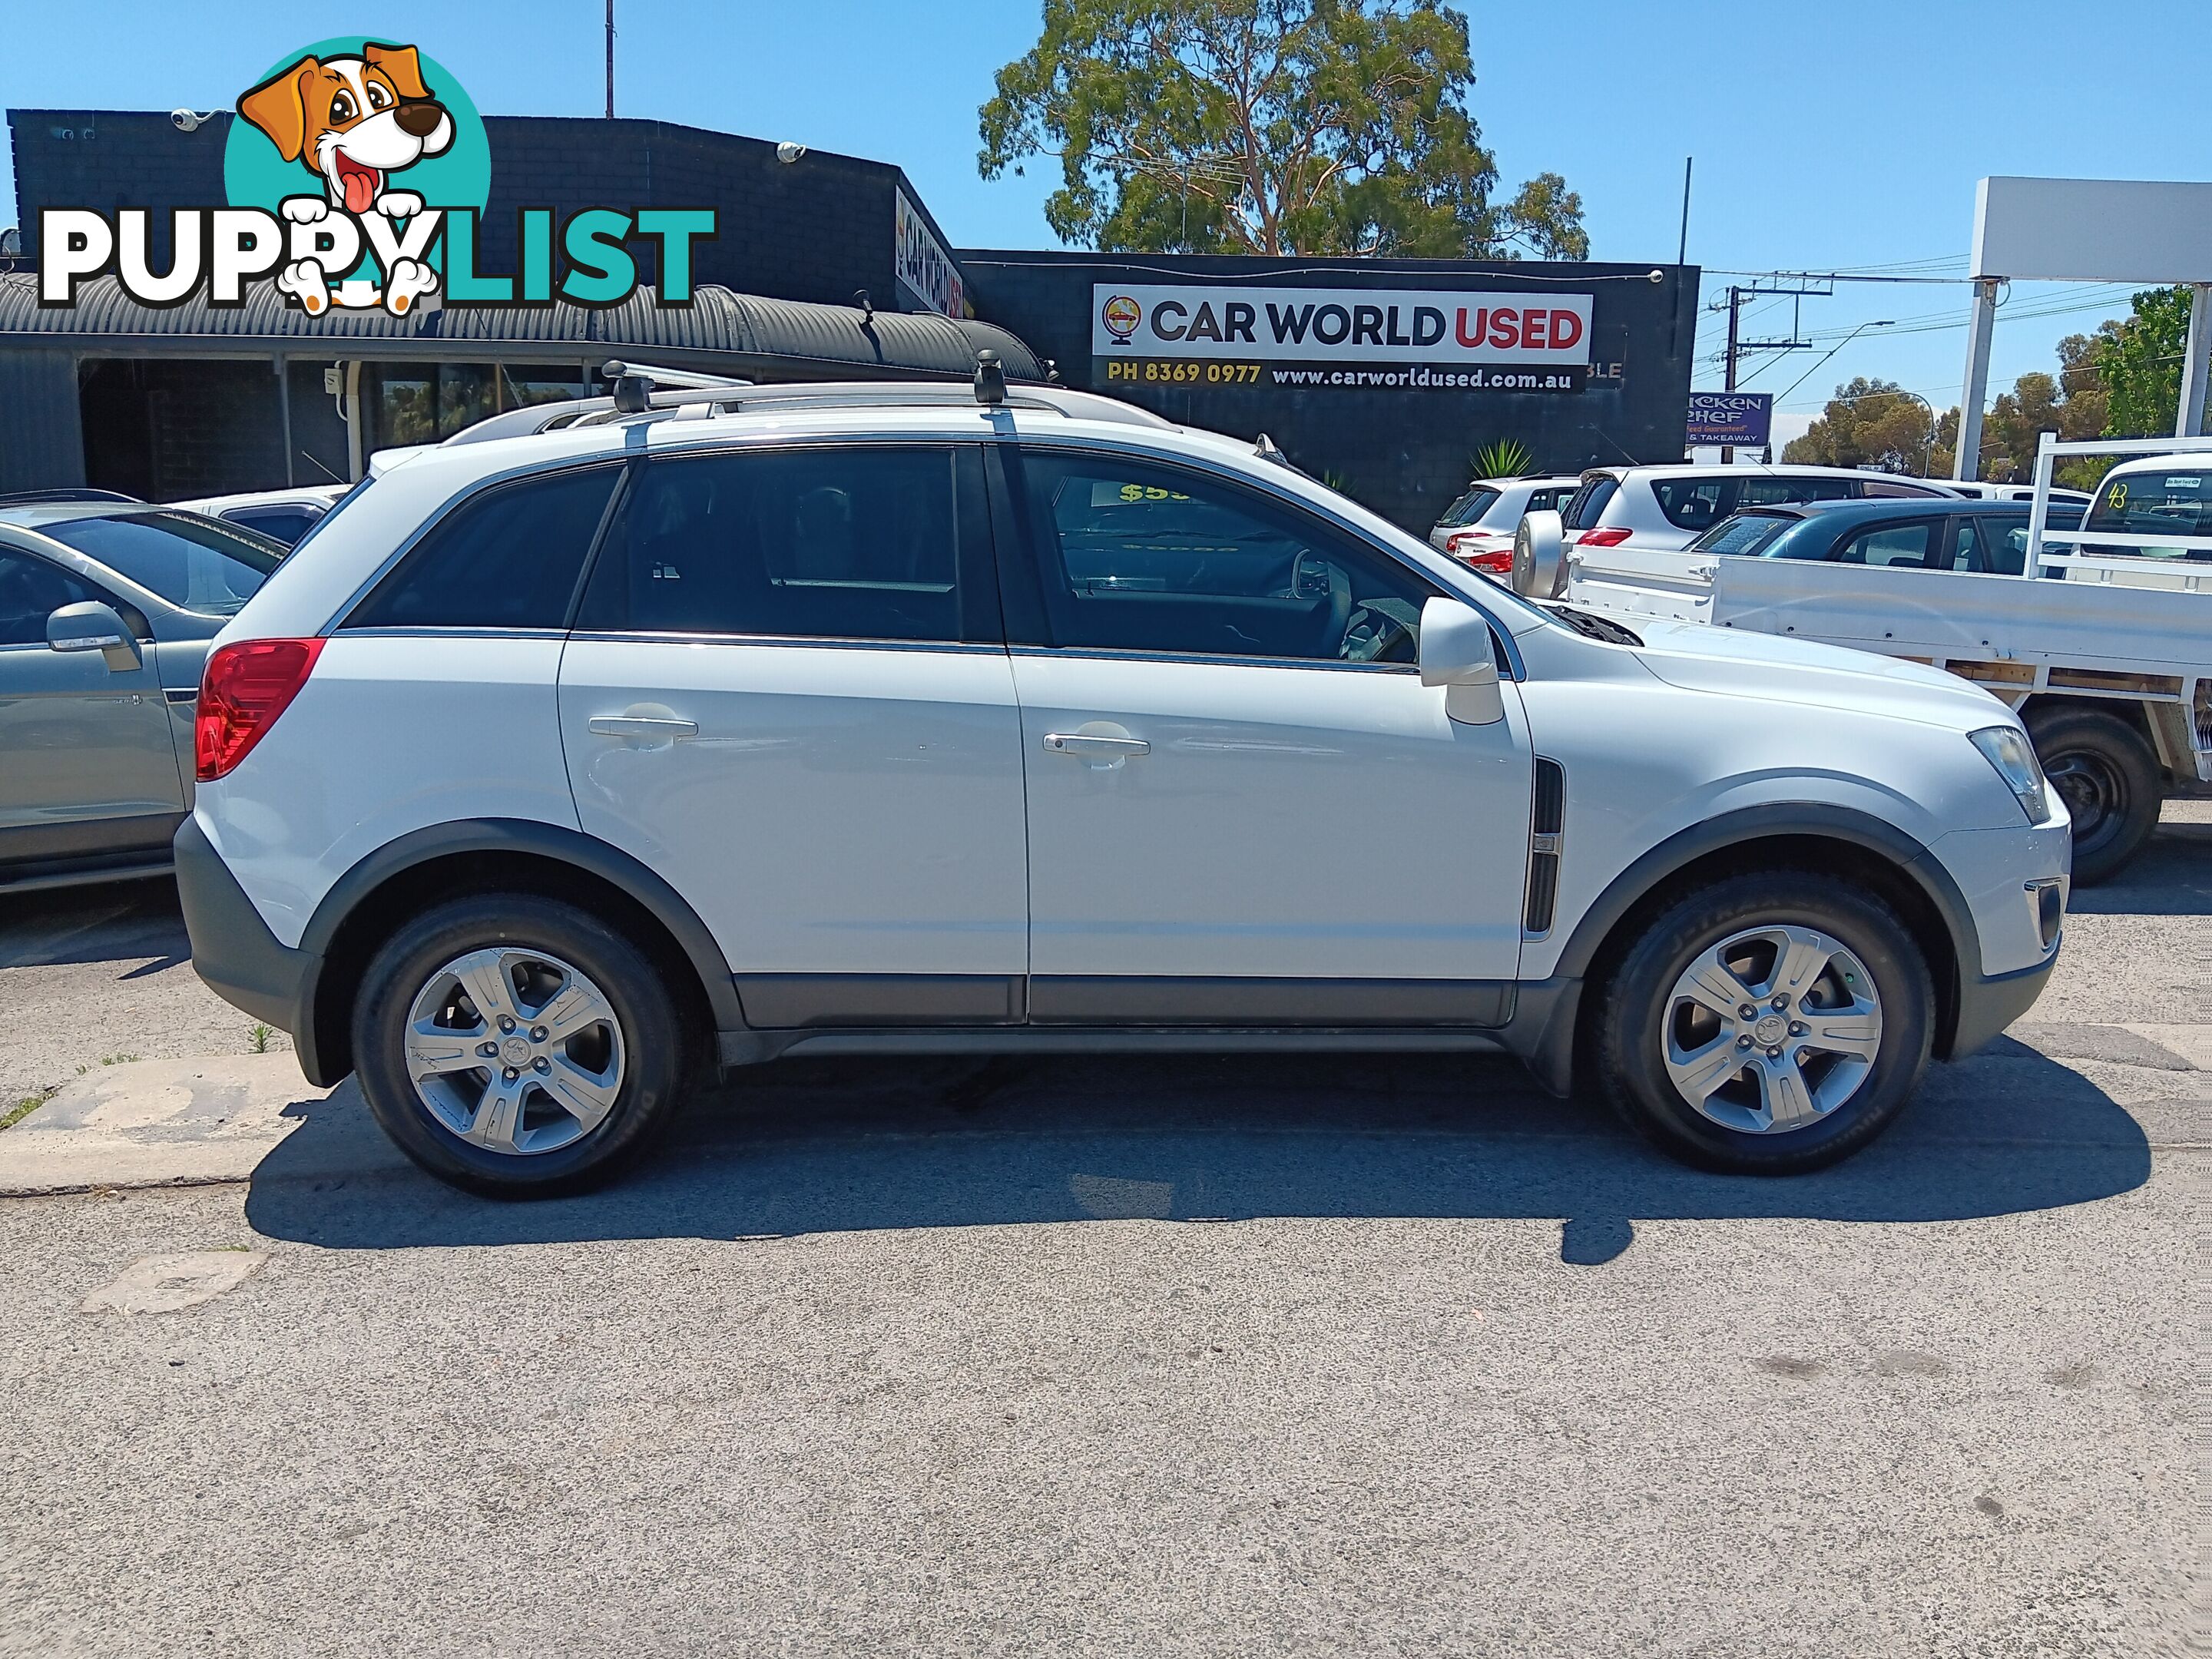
<box><xmin>974</xmin><ymin>349</ymin><xmax>1007</xmax><ymax>406</ymax></box>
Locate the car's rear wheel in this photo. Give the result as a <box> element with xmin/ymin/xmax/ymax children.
<box><xmin>353</xmin><ymin>894</ymin><xmax>686</xmax><ymax>1196</ymax></box>
<box><xmin>2026</xmin><ymin>707</ymin><xmax>2161</xmax><ymax>886</ymax></box>
<box><xmin>1595</xmin><ymin>873</ymin><xmax>1933</xmax><ymax>1174</ymax></box>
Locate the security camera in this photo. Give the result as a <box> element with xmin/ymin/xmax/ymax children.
<box><xmin>776</xmin><ymin>141</ymin><xmax>806</xmax><ymax>164</ymax></box>
<box><xmin>172</xmin><ymin>109</ymin><xmax>214</xmax><ymax>133</ymax></box>
<box><xmin>1648</xmin><ymin>268</ymin><xmax>1665</xmax><ymax>283</ymax></box>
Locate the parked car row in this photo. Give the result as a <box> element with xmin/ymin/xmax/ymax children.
<box><xmin>1523</xmin><ymin>443</ymin><xmax>2211</xmax><ymax>882</ymax></box>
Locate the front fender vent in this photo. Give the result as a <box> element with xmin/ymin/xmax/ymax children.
<box><xmin>1526</xmin><ymin>757</ymin><xmax>1565</xmax><ymax>935</ymax></box>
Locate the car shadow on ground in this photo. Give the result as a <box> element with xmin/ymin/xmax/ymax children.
<box><xmin>0</xmin><ymin>878</ymin><xmax>187</xmax><ymax>969</ymax></box>
<box><xmin>2068</xmin><ymin>816</ymin><xmax>2211</xmax><ymax>917</ymax></box>
<box><xmin>242</xmin><ymin>1041</ymin><xmax>2153</xmax><ymax>1264</ymax></box>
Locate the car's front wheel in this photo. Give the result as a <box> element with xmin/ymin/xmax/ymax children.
<box><xmin>353</xmin><ymin>894</ymin><xmax>687</xmax><ymax>1196</ymax></box>
<box><xmin>1595</xmin><ymin>873</ymin><xmax>1934</xmax><ymax>1174</ymax></box>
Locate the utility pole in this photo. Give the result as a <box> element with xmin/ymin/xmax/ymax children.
<box><xmin>1677</xmin><ymin>158</ymin><xmax>1692</xmax><ymax>269</ymax></box>
<box><xmin>1720</xmin><ymin>284</ymin><xmax>1741</xmax><ymax>464</ymax></box>
<box><xmin>604</xmin><ymin>0</ymin><xmax>616</xmax><ymax>120</ymax></box>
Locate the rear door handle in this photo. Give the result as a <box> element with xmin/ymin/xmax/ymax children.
<box><xmin>1043</xmin><ymin>733</ymin><xmax>1149</xmax><ymax>757</ymax></box>
<box><xmin>588</xmin><ymin>715</ymin><xmax>698</xmax><ymax>740</ymax></box>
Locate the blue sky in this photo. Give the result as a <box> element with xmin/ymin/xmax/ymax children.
<box><xmin>5</xmin><ymin>1</ymin><xmax>2204</xmax><ymax>443</ymax></box>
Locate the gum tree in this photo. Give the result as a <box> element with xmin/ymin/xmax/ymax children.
<box><xmin>979</xmin><ymin>0</ymin><xmax>1588</xmax><ymax>259</ymax></box>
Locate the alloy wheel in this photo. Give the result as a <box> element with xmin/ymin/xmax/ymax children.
<box><xmin>1661</xmin><ymin>924</ymin><xmax>1883</xmax><ymax>1135</ymax></box>
<box><xmin>401</xmin><ymin>947</ymin><xmax>626</xmax><ymax>1156</ymax></box>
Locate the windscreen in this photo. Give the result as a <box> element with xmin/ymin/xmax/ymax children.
<box><xmin>35</xmin><ymin>512</ymin><xmax>285</xmax><ymax>616</ymax></box>
<box><xmin>2084</xmin><ymin>468</ymin><xmax>2212</xmax><ymax>558</ymax></box>
<box><xmin>1694</xmin><ymin>514</ymin><xmax>1795</xmax><ymax>556</ymax></box>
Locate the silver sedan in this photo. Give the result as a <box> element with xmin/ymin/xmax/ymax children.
<box><xmin>0</xmin><ymin>498</ymin><xmax>293</xmax><ymax>893</ymax></box>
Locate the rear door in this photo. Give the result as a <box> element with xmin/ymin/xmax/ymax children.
<box><xmin>558</xmin><ymin>442</ymin><xmax>1030</xmax><ymax>1029</ymax></box>
<box><xmin>0</xmin><ymin>545</ymin><xmax>182</xmax><ymax>867</ymax></box>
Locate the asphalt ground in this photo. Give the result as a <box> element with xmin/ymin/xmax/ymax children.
<box><xmin>0</xmin><ymin>803</ymin><xmax>2204</xmax><ymax>1656</ymax></box>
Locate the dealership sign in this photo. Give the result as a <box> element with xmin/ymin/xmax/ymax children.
<box><xmin>38</xmin><ymin>35</ymin><xmax>715</xmax><ymax>319</ymax></box>
<box><xmin>1091</xmin><ymin>283</ymin><xmax>1592</xmax><ymax>392</ymax></box>
<box><xmin>1686</xmin><ymin>391</ymin><xmax>1773</xmax><ymax>448</ymax></box>
<box><xmin>894</xmin><ymin>190</ymin><xmax>965</xmax><ymax>320</ymax></box>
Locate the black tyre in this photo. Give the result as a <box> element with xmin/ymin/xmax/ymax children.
<box><xmin>1594</xmin><ymin>873</ymin><xmax>1934</xmax><ymax>1174</ymax></box>
<box><xmin>353</xmin><ymin>893</ymin><xmax>687</xmax><ymax>1196</ymax></box>
<box><xmin>2027</xmin><ymin>707</ymin><xmax>2161</xmax><ymax>886</ymax></box>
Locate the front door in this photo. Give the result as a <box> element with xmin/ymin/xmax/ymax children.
<box><xmin>1002</xmin><ymin>447</ymin><xmax>1532</xmax><ymax>1025</ymax></box>
<box><xmin>0</xmin><ymin>548</ymin><xmax>184</xmax><ymax>869</ymax></box>
<box><xmin>558</xmin><ymin>442</ymin><xmax>1031</xmax><ymax>1028</ymax></box>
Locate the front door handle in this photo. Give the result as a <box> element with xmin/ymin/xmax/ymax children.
<box><xmin>588</xmin><ymin>714</ymin><xmax>698</xmax><ymax>740</ymax></box>
<box><xmin>1043</xmin><ymin>733</ymin><xmax>1149</xmax><ymax>757</ymax></box>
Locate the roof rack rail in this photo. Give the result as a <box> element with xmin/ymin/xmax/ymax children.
<box><xmin>437</xmin><ymin>369</ymin><xmax>1181</xmax><ymax>446</ymax></box>
<box><xmin>601</xmin><ymin>359</ymin><xmax>753</xmax><ymax>414</ymax></box>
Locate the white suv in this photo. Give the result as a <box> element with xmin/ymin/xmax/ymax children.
<box><xmin>175</xmin><ymin>375</ymin><xmax>2070</xmax><ymax>1195</ymax></box>
<box><xmin>1563</xmin><ymin>464</ymin><xmax>1962</xmax><ymax>556</ymax></box>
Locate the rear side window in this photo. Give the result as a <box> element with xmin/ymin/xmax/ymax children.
<box><xmin>1562</xmin><ymin>476</ymin><xmax>1618</xmax><ymax>530</ymax></box>
<box><xmin>1857</xmin><ymin>477</ymin><xmax>1946</xmax><ymax>499</ymax></box>
<box><xmin>1742</xmin><ymin>477</ymin><xmax>1856</xmax><ymax>507</ymax></box>
<box><xmin>1525</xmin><ymin>486</ymin><xmax>1572</xmax><ymax>515</ymax></box>
<box><xmin>224</xmin><ymin>505</ymin><xmax>321</xmax><ymax>546</ymax></box>
<box><xmin>1652</xmin><ymin>476</ymin><xmax>1734</xmax><ymax>533</ymax></box>
<box><xmin>576</xmin><ymin>446</ymin><xmax>988</xmax><ymax>644</ymax></box>
<box><xmin>346</xmin><ymin>465</ymin><xmax>621</xmax><ymax>631</ymax></box>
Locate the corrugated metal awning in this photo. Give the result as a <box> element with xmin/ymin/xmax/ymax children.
<box><xmin>0</xmin><ymin>273</ymin><xmax>1045</xmax><ymax>381</ymax></box>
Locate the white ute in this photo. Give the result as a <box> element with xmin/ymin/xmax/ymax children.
<box><xmin>174</xmin><ymin>366</ymin><xmax>2070</xmax><ymax>1194</ymax></box>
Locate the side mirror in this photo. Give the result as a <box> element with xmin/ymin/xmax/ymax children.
<box><xmin>1511</xmin><ymin>508</ymin><xmax>1568</xmax><ymax>600</ymax></box>
<box><xmin>1419</xmin><ymin>597</ymin><xmax>1505</xmax><ymax>726</ymax></box>
<box><xmin>47</xmin><ymin>601</ymin><xmax>142</xmax><ymax>672</ymax></box>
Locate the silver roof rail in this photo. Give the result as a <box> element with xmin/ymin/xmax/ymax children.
<box><xmin>438</xmin><ymin>372</ymin><xmax>1179</xmax><ymax>448</ymax></box>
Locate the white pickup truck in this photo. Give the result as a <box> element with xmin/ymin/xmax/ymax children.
<box><xmin>1515</xmin><ymin>435</ymin><xmax>2212</xmax><ymax>882</ymax></box>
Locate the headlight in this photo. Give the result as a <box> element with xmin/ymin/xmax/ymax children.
<box><xmin>1970</xmin><ymin>725</ymin><xmax>2050</xmax><ymax>824</ymax></box>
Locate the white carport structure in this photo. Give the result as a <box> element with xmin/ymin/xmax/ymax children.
<box><xmin>1955</xmin><ymin>177</ymin><xmax>2212</xmax><ymax>480</ymax></box>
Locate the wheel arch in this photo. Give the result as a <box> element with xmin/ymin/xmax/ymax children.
<box><xmin>301</xmin><ymin>819</ymin><xmax>742</xmax><ymax>1084</ymax></box>
<box><xmin>1522</xmin><ymin>804</ymin><xmax>1981</xmax><ymax>1094</ymax></box>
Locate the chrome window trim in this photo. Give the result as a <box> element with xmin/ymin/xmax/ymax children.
<box><xmin>327</xmin><ymin>626</ymin><xmax>573</xmax><ymax>642</ymax></box>
<box><xmin>565</xmin><ymin>631</ymin><xmax>1007</xmax><ymax>656</ymax></box>
<box><xmin>1006</xmin><ymin>643</ymin><xmax>1417</xmax><ymax>675</ymax></box>
<box><xmin>1005</xmin><ymin>434</ymin><xmax>1531</xmax><ymax>681</ymax></box>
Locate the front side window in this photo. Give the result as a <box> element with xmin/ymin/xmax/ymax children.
<box><xmin>1652</xmin><ymin>476</ymin><xmax>1734</xmax><ymax>533</ymax></box>
<box><xmin>0</xmin><ymin>548</ymin><xmax>102</xmax><ymax>647</ymax></box>
<box><xmin>1831</xmin><ymin>519</ymin><xmax>1939</xmax><ymax>568</ymax></box>
<box><xmin>346</xmin><ymin>465</ymin><xmax>621</xmax><ymax>631</ymax></box>
<box><xmin>34</xmin><ymin>512</ymin><xmax>282</xmax><ymax>617</ymax></box>
<box><xmin>576</xmin><ymin>446</ymin><xmax>983</xmax><ymax>644</ymax></box>
<box><xmin>1018</xmin><ymin>453</ymin><xmax>1439</xmax><ymax>664</ymax></box>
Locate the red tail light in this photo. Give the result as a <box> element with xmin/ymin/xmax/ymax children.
<box><xmin>195</xmin><ymin>637</ymin><xmax>326</xmax><ymax>781</ymax></box>
<box><xmin>1462</xmin><ymin>548</ymin><xmax>1515</xmax><ymax>573</ymax></box>
<box><xmin>1575</xmin><ymin>526</ymin><xmax>1633</xmax><ymax>547</ymax></box>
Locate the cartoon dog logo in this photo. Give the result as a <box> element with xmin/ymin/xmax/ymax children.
<box><xmin>238</xmin><ymin>41</ymin><xmax>452</xmax><ymax>316</ymax></box>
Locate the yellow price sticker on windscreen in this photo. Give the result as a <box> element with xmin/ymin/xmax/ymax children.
<box><xmin>1091</xmin><ymin>482</ymin><xmax>1194</xmax><ymax>506</ymax></box>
